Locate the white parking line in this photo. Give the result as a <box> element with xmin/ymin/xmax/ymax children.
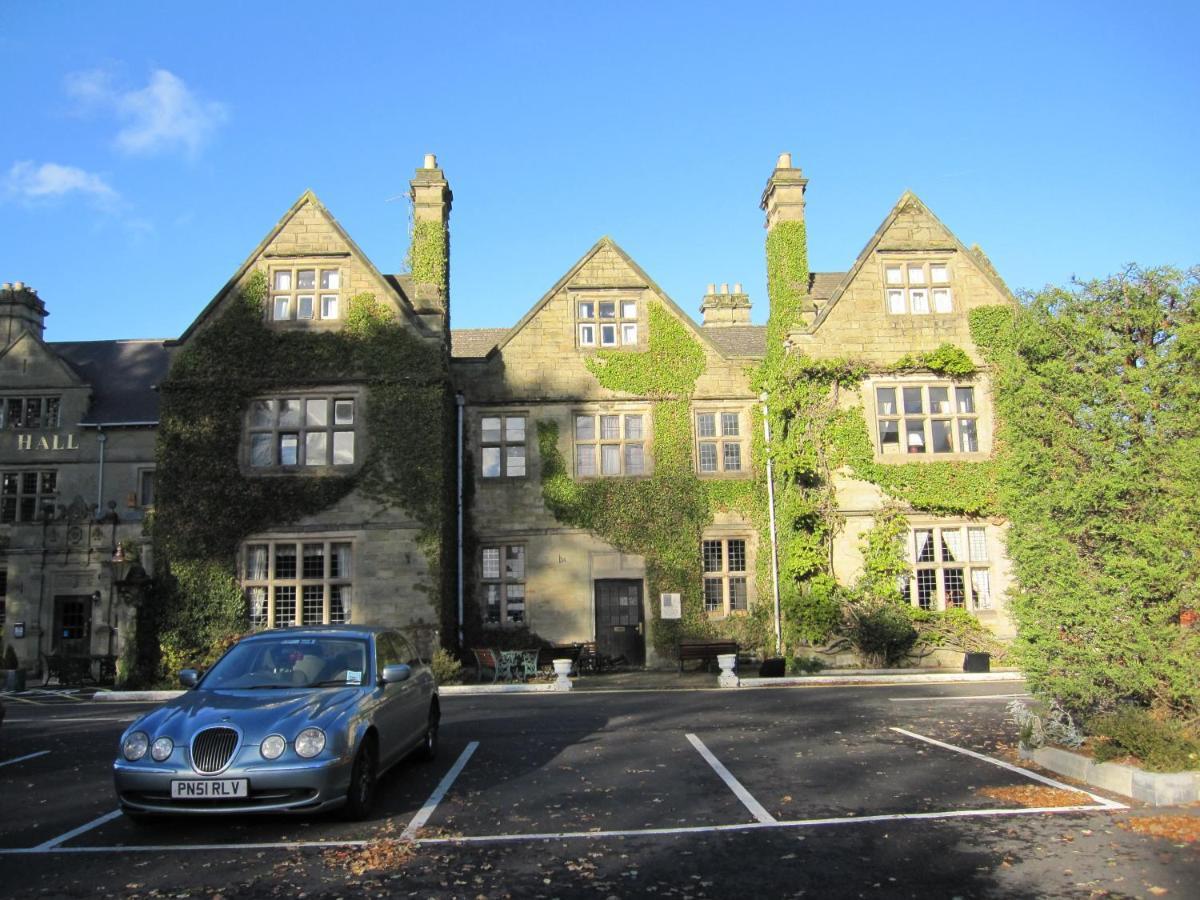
<box><xmin>401</xmin><ymin>740</ymin><xmax>479</xmax><ymax>840</ymax></box>
<box><xmin>889</xmin><ymin>693</ymin><xmax>1030</xmax><ymax>702</ymax></box>
<box><xmin>32</xmin><ymin>809</ymin><xmax>124</xmax><ymax>851</ymax></box>
<box><xmin>889</xmin><ymin>727</ymin><xmax>1127</xmax><ymax>809</ymax></box>
<box><xmin>0</xmin><ymin>750</ymin><xmax>50</xmax><ymax>768</ymax></box>
<box><xmin>686</xmin><ymin>733</ymin><xmax>776</xmax><ymax>824</ymax></box>
<box><xmin>0</xmin><ymin>802</ymin><xmax>1118</xmax><ymax>855</ymax></box>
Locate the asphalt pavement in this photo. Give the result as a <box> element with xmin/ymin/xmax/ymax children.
<box><xmin>0</xmin><ymin>681</ymin><xmax>1195</xmax><ymax>898</ymax></box>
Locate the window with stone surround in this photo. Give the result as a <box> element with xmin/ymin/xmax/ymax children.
<box><xmin>269</xmin><ymin>265</ymin><xmax>342</xmax><ymax>323</ymax></box>
<box><xmin>702</xmin><ymin>537</ymin><xmax>750</xmax><ymax>616</ymax></box>
<box><xmin>481</xmin><ymin>543</ymin><xmax>525</xmax><ymax>625</ymax></box>
<box><xmin>576</xmin><ymin>297</ymin><xmax>639</xmax><ymax>348</ymax></box>
<box><xmin>695</xmin><ymin>409</ymin><xmax>746</xmax><ymax>474</ymax></box>
<box><xmin>574</xmin><ymin>412</ymin><xmax>648</xmax><ymax>477</ymax></box>
<box><xmin>247</xmin><ymin>393</ymin><xmax>358</xmax><ymax>470</ymax></box>
<box><xmin>0</xmin><ymin>568</ymin><xmax>7</xmax><ymax>626</ymax></box>
<box><xmin>903</xmin><ymin>524</ymin><xmax>992</xmax><ymax>612</ymax></box>
<box><xmin>1</xmin><ymin>396</ymin><xmax>61</xmax><ymax>430</ymax></box>
<box><xmin>480</xmin><ymin>414</ymin><xmax>526</xmax><ymax>478</ymax></box>
<box><xmin>874</xmin><ymin>382</ymin><xmax>981</xmax><ymax>457</ymax></box>
<box><xmin>243</xmin><ymin>539</ymin><xmax>353</xmax><ymax>628</ymax></box>
<box><xmin>1</xmin><ymin>470</ymin><xmax>57</xmax><ymax>523</ymax></box>
<box><xmin>883</xmin><ymin>260</ymin><xmax>953</xmax><ymax>315</ymax></box>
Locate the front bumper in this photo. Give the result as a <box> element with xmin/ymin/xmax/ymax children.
<box><xmin>113</xmin><ymin>754</ymin><xmax>354</xmax><ymax>815</ymax></box>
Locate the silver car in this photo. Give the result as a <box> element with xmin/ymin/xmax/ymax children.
<box><xmin>113</xmin><ymin>625</ymin><xmax>439</xmax><ymax>820</ymax></box>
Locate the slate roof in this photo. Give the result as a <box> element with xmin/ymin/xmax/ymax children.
<box><xmin>701</xmin><ymin>326</ymin><xmax>767</xmax><ymax>358</ymax></box>
<box><xmin>809</xmin><ymin>271</ymin><xmax>846</xmax><ymax>303</ymax></box>
<box><xmin>451</xmin><ymin>328</ymin><xmax>509</xmax><ymax>359</ymax></box>
<box><xmin>51</xmin><ymin>339</ymin><xmax>173</xmax><ymax>424</ymax></box>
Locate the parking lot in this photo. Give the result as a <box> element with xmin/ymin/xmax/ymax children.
<box><xmin>1</xmin><ymin>682</ymin><xmax>1196</xmax><ymax>898</ymax></box>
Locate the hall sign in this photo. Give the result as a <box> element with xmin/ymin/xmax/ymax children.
<box><xmin>15</xmin><ymin>433</ymin><xmax>80</xmax><ymax>451</ymax></box>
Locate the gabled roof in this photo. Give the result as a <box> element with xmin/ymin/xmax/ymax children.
<box><xmin>451</xmin><ymin>328</ymin><xmax>509</xmax><ymax>359</ymax></box>
<box><xmin>174</xmin><ymin>191</ymin><xmax>424</xmax><ymax>344</ymax></box>
<box><xmin>702</xmin><ymin>326</ymin><xmax>767</xmax><ymax>359</ymax></box>
<box><xmin>52</xmin><ymin>339</ymin><xmax>173</xmax><ymax>424</ymax></box>
<box><xmin>495</xmin><ymin>236</ymin><xmax>728</xmax><ymax>359</ymax></box>
<box><xmin>807</xmin><ymin>192</ymin><xmax>1014</xmax><ymax>332</ymax></box>
<box><xmin>0</xmin><ymin>329</ymin><xmax>89</xmax><ymax>388</ymax></box>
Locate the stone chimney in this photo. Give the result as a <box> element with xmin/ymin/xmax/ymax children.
<box><xmin>1</xmin><ymin>281</ymin><xmax>48</xmax><ymax>347</ymax></box>
<box><xmin>760</xmin><ymin>151</ymin><xmax>808</xmax><ymax>231</ymax></box>
<box><xmin>408</xmin><ymin>153</ymin><xmax>453</xmax><ymax>327</ymax></box>
<box><xmin>699</xmin><ymin>282</ymin><xmax>752</xmax><ymax>327</ymax></box>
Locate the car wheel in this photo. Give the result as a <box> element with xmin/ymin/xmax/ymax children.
<box><xmin>342</xmin><ymin>736</ymin><xmax>378</xmax><ymax>821</ymax></box>
<box><xmin>416</xmin><ymin>706</ymin><xmax>439</xmax><ymax>762</ymax></box>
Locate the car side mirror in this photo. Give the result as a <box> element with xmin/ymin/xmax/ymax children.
<box><xmin>179</xmin><ymin>669</ymin><xmax>199</xmax><ymax>689</ymax></box>
<box><xmin>380</xmin><ymin>663</ymin><xmax>411</xmax><ymax>685</ymax></box>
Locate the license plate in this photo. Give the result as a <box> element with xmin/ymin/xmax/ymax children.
<box><xmin>170</xmin><ymin>779</ymin><xmax>249</xmax><ymax>799</ymax></box>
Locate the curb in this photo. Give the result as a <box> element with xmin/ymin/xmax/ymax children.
<box><xmin>94</xmin><ymin>690</ymin><xmax>185</xmax><ymax>702</ymax></box>
<box><xmin>440</xmin><ymin>682</ymin><xmax>568</xmax><ymax>695</ymax></box>
<box><xmin>1019</xmin><ymin>745</ymin><xmax>1200</xmax><ymax>806</ymax></box>
<box><xmin>735</xmin><ymin>671</ymin><xmax>1025</xmax><ymax>688</ymax></box>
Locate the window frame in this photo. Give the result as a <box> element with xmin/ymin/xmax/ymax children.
<box><xmin>245</xmin><ymin>390</ymin><xmax>363</xmax><ymax>473</ymax></box>
<box><xmin>0</xmin><ymin>469</ymin><xmax>57</xmax><ymax>523</ymax></box>
<box><xmin>267</xmin><ymin>264</ymin><xmax>344</xmax><ymax>326</ymax></box>
<box><xmin>694</xmin><ymin>407</ymin><xmax>748</xmax><ymax>476</ymax></box>
<box><xmin>1</xmin><ymin>395</ymin><xmax>62</xmax><ymax>430</ymax></box>
<box><xmin>701</xmin><ymin>535</ymin><xmax>752</xmax><ymax>617</ymax></box>
<box><xmin>572</xmin><ymin>410</ymin><xmax>650</xmax><ymax>478</ymax></box>
<box><xmin>870</xmin><ymin>377</ymin><xmax>985</xmax><ymax>460</ymax></box>
<box><xmin>903</xmin><ymin>523</ymin><xmax>993</xmax><ymax>612</ymax></box>
<box><xmin>480</xmin><ymin>542</ymin><xmax>526</xmax><ymax>626</ymax></box>
<box><xmin>479</xmin><ymin>413</ymin><xmax>528</xmax><ymax>479</ymax></box>
<box><xmin>242</xmin><ymin>537</ymin><xmax>355</xmax><ymax>629</ymax></box>
<box><xmin>0</xmin><ymin>567</ymin><xmax>7</xmax><ymax>627</ymax></box>
<box><xmin>881</xmin><ymin>259</ymin><xmax>954</xmax><ymax>316</ymax></box>
<box><xmin>574</xmin><ymin>294</ymin><xmax>640</xmax><ymax>349</ymax></box>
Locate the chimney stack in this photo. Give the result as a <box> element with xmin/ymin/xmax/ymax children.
<box><xmin>760</xmin><ymin>151</ymin><xmax>808</xmax><ymax>231</ymax></box>
<box><xmin>699</xmin><ymin>282</ymin><xmax>751</xmax><ymax>327</ymax></box>
<box><xmin>1</xmin><ymin>281</ymin><xmax>48</xmax><ymax>346</ymax></box>
<box><xmin>408</xmin><ymin>153</ymin><xmax>453</xmax><ymax>328</ymax></box>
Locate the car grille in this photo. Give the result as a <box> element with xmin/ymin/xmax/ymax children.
<box><xmin>191</xmin><ymin>727</ymin><xmax>239</xmax><ymax>774</ymax></box>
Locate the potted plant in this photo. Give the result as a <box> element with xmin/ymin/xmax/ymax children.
<box><xmin>2</xmin><ymin>644</ymin><xmax>25</xmax><ymax>692</ymax></box>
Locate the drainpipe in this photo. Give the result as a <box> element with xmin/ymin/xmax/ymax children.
<box><xmin>455</xmin><ymin>391</ymin><xmax>465</xmax><ymax>650</ymax></box>
<box><xmin>95</xmin><ymin>428</ymin><xmax>107</xmax><ymax>512</ymax></box>
<box><xmin>760</xmin><ymin>392</ymin><xmax>782</xmax><ymax>657</ymax></box>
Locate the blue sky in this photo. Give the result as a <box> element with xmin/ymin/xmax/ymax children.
<box><xmin>1</xmin><ymin>1</ymin><xmax>1197</xmax><ymax>341</ymax></box>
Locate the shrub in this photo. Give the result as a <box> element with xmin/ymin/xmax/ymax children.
<box><xmin>844</xmin><ymin>602</ymin><xmax>917</xmax><ymax>668</ymax></box>
<box><xmin>430</xmin><ymin>648</ymin><xmax>463</xmax><ymax>685</ymax></box>
<box><xmin>1088</xmin><ymin>706</ymin><xmax>1200</xmax><ymax>772</ymax></box>
<box><xmin>912</xmin><ymin>607</ymin><xmax>1006</xmax><ymax>659</ymax></box>
<box><xmin>787</xmin><ymin>656</ymin><xmax>825</xmax><ymax>675</ymax></box>
<box><xmin>3</xmin><ymin>645</ymin><xmax>18</xmax><ymax>669</ymax></box>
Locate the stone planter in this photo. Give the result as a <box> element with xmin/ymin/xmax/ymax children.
<box><xmin>716</xmin><ymin>653</ymin><xmax>739</xmax><ymax>688</ymax></box>
<box><xmin>2</xmin><ymin>668</ymin><xmax>26</xmax><ymax>692</ymax></box>
<box><xmin>552</xmin><ymin>658</ymin><xmax>573</xmax><ymax>691</ymax></box>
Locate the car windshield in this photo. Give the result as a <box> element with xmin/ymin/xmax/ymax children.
<box><xmin>200</xmin><ymin>637</ymin><xmax>370</xmax><ymax>690</ymax></box>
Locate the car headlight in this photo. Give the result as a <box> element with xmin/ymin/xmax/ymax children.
<box><xmin>150</xmin><ymin>737</ymin><xmax>174</xmax><ymax>762</ymax></box>
<box><xmin>123</xmin><ymin>731</ymin><xmax>149</xmax><ymax>761</ymax></box>
<box><xmin>261</xmin><ymin>734</ymin><xmax>286</xmax><ymax>760</ymax></box>
<box><xmin>294</xmin><ymin>727</ymin><xmax>326</xmax><ymax>759</ymax></box>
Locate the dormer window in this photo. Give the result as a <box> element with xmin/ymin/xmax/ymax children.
<box><xmin>884</xmin><ymin>262</ymin><xmax>952</xmax><ymax>315</ymax></box>
<box><xmin>577</xmin><ymin>298</ymin><xmax>639</xmax><ymax>348</ymax></box>
<box><xmin>270</xmin><ymin>267</ymin><xmax>341</xmax><ymax>323</ymax></box>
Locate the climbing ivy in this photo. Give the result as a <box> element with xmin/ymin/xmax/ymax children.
<box><xmin>409</xmin><ymin>220</ymin><xmax>448</xmax><ymax>295</ymax></box>
<box><xmin>538</xmin><ymin>301</ymin><xmax>765</xmax><ymax>657</ymax></box>
<box><xmin>130</xmin><ymin>270</ymin><xmax>453</xmax><ymax>685</ymax></box>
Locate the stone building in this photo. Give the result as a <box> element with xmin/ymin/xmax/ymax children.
<box><xmin>0</xmin><ymin>152</ymin><xmax>1018</xmax><ymax>677</ymax></box>
<box><xmin>0</xmin><ymin>280</ymin><xmax>168</xmax><ymax>674</ymax></box>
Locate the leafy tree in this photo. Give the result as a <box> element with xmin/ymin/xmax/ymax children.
<box><xmin>980</xmin><ymin>265</ymin><xmax>1200</xmax><ymax>724</ymax></box>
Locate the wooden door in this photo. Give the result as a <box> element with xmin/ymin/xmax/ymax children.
<box><xmin>594</xmin><ymin>579</ymin><xmax>644</xmax><ymax>666</ymax></box>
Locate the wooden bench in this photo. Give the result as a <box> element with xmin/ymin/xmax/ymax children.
<box><xmin>677</xmin><ymin>639</ymin><xmax>738</xmax><ymax>673</ymax></box>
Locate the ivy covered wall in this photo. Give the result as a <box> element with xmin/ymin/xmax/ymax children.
<box><xmin>130</xmin><ymin>270</ymin><xmax>454</xmax><ymax>684</ymax></box>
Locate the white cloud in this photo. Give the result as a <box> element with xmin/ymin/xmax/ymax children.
<box><xmin>66</xmin><ymin>68</ymin><xmax>228</xmax><ymax>158</ymax></box>
<box><xmin>4</xmin><ymin>161</ymin><xmax>120</xmax><ymax>206</ymax></box>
